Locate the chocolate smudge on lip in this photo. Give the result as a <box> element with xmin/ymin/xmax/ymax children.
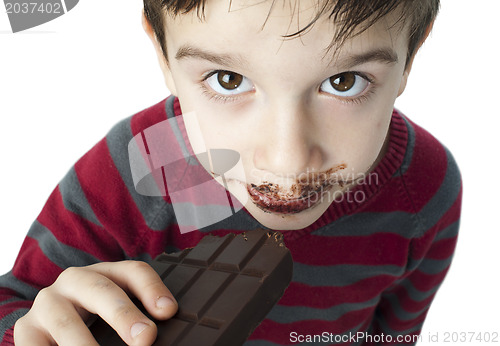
<box><xmin>247</xmin><ymin>163</ymin><xmax>350</xmax><ymax>214</ymax></box>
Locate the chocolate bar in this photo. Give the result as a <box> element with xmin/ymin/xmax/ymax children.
<box><xmin>90</xmin><ymin>230</ymin><xmax>293</xmax><ymax>345</ymax></box>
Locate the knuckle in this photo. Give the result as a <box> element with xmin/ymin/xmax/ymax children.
<box><xmin>53</xmin><ymin>313</ymin><xmax>79</xmax><ymax>329</ymax></box>
<box><xmin>113</xmin><ymin>303</ymin><xmax>137</xmax><ymax>323</ymax></box>
<box><xmin>57</xmin><ymin>266</ymin><xmax>81</xmax><ymax>283</ymax></box>
<box><xmin>142</xmin><ymin>279</ymin><xmax>166</xmax><ymax>294</ymax></box>
<box><xmin>127</xmin><ymin>260</ymin><xmax>152</xmax><ymax>273</ymax></box>
<box><xmin>90</xmin><ymin>276</ymin><xmax>114</xmax><ymax>291</ymax></box>
<box><xmin>34</xmin><ymin>287</ymin><xmax>53</xmax><ymax>305</ymax></box>
<box><xmin>14</xmin><ymin>315</ymin><xmax>28</xmax><ymax>331</ymax></box>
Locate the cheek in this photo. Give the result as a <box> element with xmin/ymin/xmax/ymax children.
<box><xmin>323</xmin><ymin>109</ymin><xmax>391</xmax><ymax>174</ymax></box>
<box><xmin>193</xmin><ymin>113</ymin><xmax>253</xmax><ymax>164</ymax></box>
<box><xmin>358</xmin><ymin>116</ymin><xmax>392</xmax><ymax>167</ymax></box>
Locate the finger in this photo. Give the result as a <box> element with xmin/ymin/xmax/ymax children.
<box><xmin>37</xmin><ymin>290</ymin><xmax>99</xmax><ymax>346</ymax></box>
<box><xmin>90</xmin><ymin>261</ymin><xmax>178</xmax><ymax>320</ymax></box>
<box><xmin>54</xmin><ymin>267</ymin><xmax>157</xmax><ymax>346</ymax></box>
<box><xmin>14</xmin><ymin>317</ymin><xmax>53</xmax><ymax>346</ymax></box>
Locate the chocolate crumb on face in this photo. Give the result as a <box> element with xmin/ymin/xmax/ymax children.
<box><xmin>247</xmin><ymin>163</ymin><xmax>353</xmax><ymax>214</ymax></box>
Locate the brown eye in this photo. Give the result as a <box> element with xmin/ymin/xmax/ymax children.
<box><xmin>329</xmin><ymin>72</ymin><xmax>356</xmax><ymax>92</ymax></box>
<box><xmin>320</xmin><ymin>71</ymin><xmax>369</xmax><ymax>97</ymax></box>
<box><xmin>205</xmin><ymin>70</ymin><xmax>254</xmax><ymax>97</ymax></box>
<box><xmin>217</xmin><ymin>71</ymin><xmax>243</xmax><ymax>90</ymax></box>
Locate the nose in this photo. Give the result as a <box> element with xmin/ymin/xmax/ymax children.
<box><xmin>252</xmin><ymin>99</ymin><xmax>324</xmax><ymax>177</ymax></box>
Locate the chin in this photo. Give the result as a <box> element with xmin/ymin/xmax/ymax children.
<box><xmin>246</xmin><ymin>203</ymin><xmax>327</xmax><ymax>230</ymax></box>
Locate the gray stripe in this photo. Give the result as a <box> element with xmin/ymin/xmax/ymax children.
<box><xmin>0</xmin><ymin>308</ymin><xmax>29</xmax><ymax>339</ymax></box>
<box><xmin>267</xmin><ymin>296</ymin><xmax>379</xmax><ymax>324</ymax></box>
<box><xmin>28</xmin><ymin>220</ymin><xmax>100</xmax><ymax>269</ymax></box>
<box><xmin>396</xmin><ymin>277</ymin><xmax>440</xmax><ymax>302</ymax></box>
<box><xmin>0</xmin><ymin>297</ymin><xmax>24</xmax><ymax>307</ymax></box>
<box><xmin>405</xmin><ymin>219</ymin><xmax>459</xmax><ymax>274</ymax></box>
<box><xmin>128</xmin><ymin>253</ymin><xmax>154</xmax><ymax>263</ymax></box>
<box><xmin>312</xmin><ymin>211</ymin><xmax>418</xmax><ymax>238</ymax></box>
<box><xmin>374</xmin><ymin>316</ymin><xmax>424</xmax><ymax>344</ymax></box>
<box><xmin>0</xmin><ymin>271</ymin><xmax>38</xmax><ymax>300</ymax></box>
<box><xmin>171</xmin><ymin>202</ymin><xmax>235</xmax><ymax>232</ymax></box>
<box><xmin>393</xmin><ymin>114</ymin><xmax>415</xmax><ymax>178</ymax></box>
<box><xmin>106</xmin><ymin>116</ymin><xmax>176</xmax><ymax>231</ymax></box>
<box><xmin>435</xmin><ymin>221</ymin><xmax>460</xmax><ymax>241</ymax></box>
<box><xmin>165</xmin><ymin>95</ymin><xmax>176</xmax><ymax>119</ymax></box>
<box><xmin>382</xmin><ymin>293</ymin><xmax>431</xmax><ymax>322</ymax></box>
<box><xmin>416</xmin><ymin>147</ymin><xmax>461</xmax><ymax>235</ymax></box>
<box><xmin>294</xmin><ymin>262</ymin><xmax>405</xmax><ymax>287</ymax></box>
<box><xmin>59</xmin><ymin>167</ymin><xmax>102</xmax><ymax>227</ymax></box>
<box><xmin>164</xmin><ymin>96</ymin><xmax>196</xmax><ymax>165</ymax></box>
<box><xmin>418</xmin><ymin>256</ymin><xmax>453</xmax><ymax>275</ymax></box>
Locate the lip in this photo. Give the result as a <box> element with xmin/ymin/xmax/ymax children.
<box><xmin>236</xmin><ymin>163</ymin><xmax>350</xmax><ymax>215</ymax></box>
<box><xmin>246</xmin><ymin>184</ymin><xmax>330</xmax><ymax>214</ymax></box>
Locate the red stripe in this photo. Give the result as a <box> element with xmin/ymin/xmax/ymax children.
<box><xmin>377</xmin><ymin>298</ymin><xmax>428</xmax><ymax>332</ymax></box>
<box><xmin>280</xmin><ymin>276</ymin><xmax>397</xmax><ymax>308</ymax></box>
<box><xmin>408</xmin><ymin>269</ymin><xmax>449</xmax><ymax>292</ymax></box>
<box><xmin>173</xmin><ymin>97</ymin><xmax>182</xmax><ymax>116</ymax></box>
<box><xmin>0</xmin><ymin>300</ymin><xmax>33</xmax><ymax>318</ymax></box>
<box><xmin>287</xmin><ymin>233</ymin><xmax>410</xmax><ymax>266</ymax></box>
<box><xmin>426</xmin><ymin>237</ymin><xmax>458</xmax><ymax>260</ymax></box>
<box><xmin>401</xmin><ymin>119</ymin><xmax>448</xmax><ymax>213</ymax></box>
<box><xmin>409</xmin><ymin>225</ymin><xmax>438</xmax><ymax>260</ymax></box>
<box><xmin>436</xmin><ymin>186</ymin><xmax>462</xmax><ymax>231</ymax></box>
<box><xmin>362</xmin><ymin>176</ymin><xmax>414</xmax><ymax>213</ymax></box>
<box><xmin>12</xmin><ymin>237</ymin><xmax>62</xmax><ymax>289</ymax></box>
<box><xmin>130</xmin><ymin>98</ymin><xmax>168</xmax><ymax>137</ymax></box>
<box><xmin>37</xmin><ymin>186</ymin><xmax>124</xmax><ymax>262</ymax></box>
<box><xmin>74</xmin><ymin>138</ymin><xmax>156</xmax><ymax>257</ymax></box>
<box><xmin>389</xmin><ymin>287</ymin><xmax>437</xmax><ymax>314</ymax></box>
<box><xmin>1</xmin><ymin>327</ymin><xmax>14</xmax><ymax>345</ymax></box>
<box><xmin>249</xmin><ymin>307</ymin><xmax>375</xmax><ymax>344</ymax></box>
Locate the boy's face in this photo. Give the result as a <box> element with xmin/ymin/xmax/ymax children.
<box><xmin>146</xmin><ymin>0</ymin><xmax>411</xmax><ymax>230</ymax></box>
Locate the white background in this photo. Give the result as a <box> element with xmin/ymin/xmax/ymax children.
<box><xmin>1</xmin><ymin>1</ymin><xmax>499</xmax><ymax>344</ymax></box>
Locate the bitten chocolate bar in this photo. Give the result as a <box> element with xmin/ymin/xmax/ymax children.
<box><xmin>90</xmin><ymin>229</ymin><xmax>293</xmax><ymax>345</ymax></box>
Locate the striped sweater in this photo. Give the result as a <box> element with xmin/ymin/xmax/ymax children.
<box><xmin>0</xmin><ymin>96</ymin><xmax>461</xmax><ymax>345</ymax></box>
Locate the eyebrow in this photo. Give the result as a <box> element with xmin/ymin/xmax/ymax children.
<box><xmin>176</xmin><ymin>44</ymin><xmax>398</xmax><ymax>70</ymax></box>
<box><xmin>175</xmin><ymin>45</ymin><xmax>249</xmax><ymax>67</ymax></box>
<box><xmin>333</xmin><ymin>48</ymin><xmax>399</xmax><ymax>70</ymax></box>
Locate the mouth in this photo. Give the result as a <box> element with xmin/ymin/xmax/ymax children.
<box><xmin>245</xmin><ymin>163</ymin><xmax>350</xmax><ymax>215</ymax></box>
<box><xmin>246</xmin><ymin>183</ymin><xmax>331</xmax><ymax>214</ymax></box>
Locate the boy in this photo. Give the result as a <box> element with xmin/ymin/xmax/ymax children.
<box><xmin>0</xmin><ymin>0</ymin><xmax>461</xmax><ymax>345</ymax></box>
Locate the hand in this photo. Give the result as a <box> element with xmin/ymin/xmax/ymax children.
<box><xmin>14</xmin><ymin>260</ymin><xmax>178</xmax><ymax>346</ymax></box>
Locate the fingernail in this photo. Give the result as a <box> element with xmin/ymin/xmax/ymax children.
<box><xmin>131</xmin><ymin>322</ymin><xmax>149</xmax><ymax>338</ymax></box>
<box><xmin>156</xmin><ymin>296</ymin><xmax>176</xmax><ymax>309</ymax></box>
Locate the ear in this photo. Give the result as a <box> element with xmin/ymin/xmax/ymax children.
<box><xmin>142</xmin><ymin>9</ymin><xmax>178</xmax><ymax>96</ymax></box>
<box><xmin>397</xmin><ymin>20</ymin><xmax>435</xmax><ymax>97</ymax></box>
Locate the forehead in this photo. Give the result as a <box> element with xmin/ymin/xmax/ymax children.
<box><xmin>164</xmin><ymin>0</ymin><xmax>407</xmax><ymax>66</ymax></box>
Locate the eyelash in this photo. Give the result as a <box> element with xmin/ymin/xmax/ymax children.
<box><xmin>326</xmin><ymin>72</ymin><xmax>376</xmax><ymax>106</ymax></box>
<box><xmin>199</xmin><ymin>83</ymin><xmax>240</xmax><ymax>104</ymax></box>
<box><xmin>333</xmin><ymin>89</ymin><xmax>375</xmax><ymax>106</ymax></box>
<box><xmin>199</xmin><ymin>70</ymin><xmax>376</xmax><ymax>105</ymax></box>
<box><xmin>198</xmin><ymin>71</ymin><xmax>244</xmax><ymax>104</ymax></box>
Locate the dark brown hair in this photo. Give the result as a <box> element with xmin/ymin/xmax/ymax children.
<box><xmin>143</xmin><ymin>0</ymin><xmax>439</xmax><ymax>69</ymax></box>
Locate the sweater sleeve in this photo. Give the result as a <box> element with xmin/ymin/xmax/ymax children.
<box><xmin>0</xmin><ymin>163</ymin><xmax>118</xmax><ymax>343</ymax></box>
<box><xmin>368</xmin><ymin>146</ymin><xmax>462</xmax><ymax>345</ymax></box>
<box><xmin>0</xmin><ymin>115</ymin><xmax>161</xmax><ymax>344</ymax></box>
